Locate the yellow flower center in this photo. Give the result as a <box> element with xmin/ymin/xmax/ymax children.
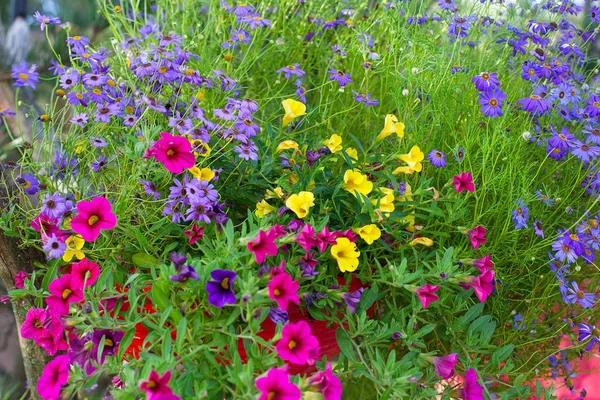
<box><xmin>159</xmin><ymin>66</ymin><xmax>168</xmax><ymax>74</ymax></box>
<box><xmin>18</xmin><ymin>73</ymin><xmax>28</xmax><ymax>81</ymax></box>
<box><xmin>221</xmin><ymin>277</ymin><xmax>229</xmax><ymax>290</ymax></box>
<box><xmin>104</xmin><ymin>338</ymin><xmax>114</xmax><ymax>347</ymax></box>
<box><xmin>273</xmin><ymin>288</ymin><xmax>281</xmax><ymax>296</ymax></box>
<box><xmin>88</xmin><ymin>215</ymin><xmax>99</xmax><ymax>226</ymax></box>
<box><xmin>62</xmin><ymin>289</ymin><xmax>72</xmax><ymax>299</ymax></box>
<box><xmin>167</xmin><ymin>149</ymin><xmax>175</xmax><ymax>156</ymax></box>
<box><xmin>288</xmin><ymin>339</ymin><xmax>297</xmax><ymax>350</ymax></box>
<box><xmin>489</xmin><ymin>98</ymin><xmax>498</xmax><ymax>107</ymax></box>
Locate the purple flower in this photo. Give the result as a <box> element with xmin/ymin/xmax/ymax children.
<box><xmin>427</xmin><ymin>149</ymin><xmax>447</xmax><ymax>168</ymax></box>
<box><xmin>511</xmin><ymin>198</ymin><xmax>529</xmax><ymax>230</ymax></box>
<box><xmin>479</xmin><ymin>89</ymin><xmax>506</xmax><ymax>118</ymax></box>
<box><xmin>68</xmin><ymin>334</ymin><xmax>95</xmax><ymax>375</ymax></box>
<box><xmin>565</xmin><ymin>281</ymin><xmax>596</xmax><ymax>308</ymax></box>
<box><xmin>328</xmin><ymin>69</ymin><xmax>352</xmax><ymax>87</ymax></box>
<box><xmin>234</xmin><ymin>143</ymin><xmax>259</xmax><ymax>160</ymax></box>
<box><xmin>0</xmin><ymin>108</ymin><xmax>16</xmax><ymax>118</ymax></box>
<box><xmin>92</xmin><ymin>329</ymin><xmax>124</xmax><ymax>364</ymax></box>
<box><xmin>241</xmin><ymin>14</ymin><xmax>272</xmax><ymax>29</ymax></box>
<box><xmin>91</xmin><ymin>156</ymin><xmax>108</xmax><ymax>172</ymax></box>
<box><xmin>353</xmin><ymin>92</ymin><xmax>379</xmax><ymax>108</ymax></box>
<box><xmin>517</xmin><ymin>94</ymin><xmax>550</xmax><ymax>115</ymax></box>
<box><xmin>341</xmin><ymin>289</ymin><xmax>364</xmax><ymax>314</ymax></box>
<box><xmin>41</xmin><ymin>191</ymin><xmax>67</xmax><ymax>219</ymax></box>
<box><xmin>12</xmin><ymin>62</ymin><xmax>39</xmax><ymax>90</ymax></box>
<box><xmin>206</xmin><ymin>269</ymin><xmax>237</xmax><ymax>308</ymax></box>
<box><xmin>70</xmin><ymin>112</ymin><xmax>88</xmax><ymax>128</ymax></box>
<box><xmin>447</xmin><ymin>15</ymin><xmax>476</xmax><ymax>38</ymax></box>
<box><xmin>16</xmin><ymin>173</ymin><xmax>39</xmax><ymax>195</ymax></box>
<box><xmin>169</xmin><ymin>252</ymin><xmax>187</xmax><ymax>271</ymax></box>
<box><xmin>268</xmin><ymin>307</ymin><xmax>289</xmax><ymax>324</ymax></box>
<box><xmin>140</xmin><ymin>179</ymin><xmax>161</xmax><ymax>200</ymax></box>
<box><xmin>43</xmin><ymin>234</ymin><xmax>66</xmax><ymax>259</ymax></box>
<box><xmin>83</xmin><ymin>73</ymin><xmax>107</xmax><ymax>87</ymax></box>
<box><xmin>578</xmin><ymin>323</ymin><xmax>600</xmax><ymax>351</ymax></box>
<box><xmin>170</xmin><ymin>265</ymin><xmax>200</xmax><ymax>282</ymax></box>
<box><xmin>59</xmin><ymin>71</ymin><xmax>80</xmax><ymax>89</ymax></box>
<box><xmin>586</xmin><ymin>94</ymin><xmax>600</xmax><ymax>118</ymax></box>
<box><xmin>472</xmin><ymin>72</ymin><xmax>500</xmax><ymax>91</ymax></box>
<box><xmin>33</xmin><ymin>11</ymin><xmax>61</xmax><ymax>31</ymax></box>
<box><xmin>591</xmin><ymin>6</ymin><xmax>600</xmax><ymax>23</ymax></box>
<box><xmin>571</xmin><ymin>141</ymin><xmax>600</xmax><ymax>163</ymax></box>
<box><xmin>234</xmin><ymin>117</ymin><xmax>261</xmax><ymax>137</ymax></box>
<box><xmin>534</xmin><ymin>220</ymin><xmax>544</xmax><ymax>238</ymax></box>
<box><xmin>277</xmin><ymin>64</ymin><xmax>306</xmax><ymax>79</ymax></box>
<box><xmin>95</xmin><ymin>103</ymin><xmax>121</xmax><ymax>123</ymax></box>
<box><xmin>438</xmin><ymin>0</ymin><xmax>457</xmax><ymax>10</ymax></box>
<box><xmin>551</xmin><ymin>238</ymin><xmax>578</xmax><ymax>264</ymax></box>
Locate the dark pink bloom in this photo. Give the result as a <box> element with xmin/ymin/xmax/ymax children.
<box><xmin>70</xmin><ymin>196</ymin><xmax>117</xmax><ymax>242</ymax></box>
<box><xmin>276</xmin><ymin>320</ymin><xmax>320</xmax><ymax>365</ymax></box>
<box><xmin>433</xmin><ymin>353</ymin><xmax>458</xmax><ymax>379</ymax></box>
<box><xmin>255</xmin><ymin>367</ymin><xmax>301</xmax><ymax>400</ymax></box>
<box><xmin>184</xmin><ymin>223</ymin><xmax>204</xmax><ymax>245</ymax></box>
<box><xmin>334</xmin><ymin>229</ymin><xmax>359</xmax><ymax>242</ymax></box>
<box><xmin>269</xmin><ymin>224</ymin><xmax>287</xmax><ymax>238</ymax></box>
<box><xmin>45</xmin><ymin>274</ymin><xmax>84</xmax><ymax>315</ymax></box>
<box><xmin>463</xmin><ymin>368</ymin><xmax>484</xmax><ymax>400</ymax></box>
<box><xmin>34</xmin><ymin>313</ymin><xmax>67</xmax><ymax>356</ymax></box>
<box><xmin>71</xmin><ymin>258</ymin><xmax>100</xmax><ymax>288</ymax></box>
<box><xmin>453</xmin><ymin>172</ymin><xmax>475</xmax><ymax>192</ymax></box>
<box><xmin>21</xmin><ymin>308</ymin><xmax>49</xmax><ymax>340</ymax></box>
<box><xmin>470</xmin><ymin>269</ymin><xmax>495</xmax><ymax>303</ymax></box>
<box><xmin>416</xmin><ymin>283</ymin><xmax>440</xmax><ymax>309</ymax></box>
<box><xmin>37</xmin><ymin>355</ymin><xmax>70</xmax><ymax>400</ymax></box>
<box><xmin>296</xmin><ymin>224</ymin><xmax>317</xmax><ymax>252</ymax></box>
<box><xmin>268</xmin><ymin>271</ymin><xmax>300</xmax><ymax>311</ymax></box>
<box><xmin>152</xmin><ymin>132</ymin><xmax>195</xmax><ymax>174</ymax></box>
<box><xmin>316</xmin><ymin>226</ymin><xmax>337</xmax><ymax>252</ymax></box>
<box><xmin>140</xmin><ymin>370</ymin><xmax>180</xmax><ymax>400</ymax></box>
<box><xmin>307</xmin><ymin>362</ymin><xmax>342</xmax><ymax>400</ymax></box>
<box><xmin>470</xmin><ymin>254</ymin><xmax>493</xmax><ymax>272</ymax></box>
<box><xmin>30</xmin><ymin>214</ymin><xmax>67</xmax><ymax>242</ymax></box>
<box><xmin>14</xmin><ymin>270</ymin><xmax>29</xmax><ymax>289</ymax></box>
<box><xmin>467</xmin><ymin>226</ymin><xmax>487</xmax><ymax>249</ymax></box>
<box><xmin>248</xmin><ymin>229</ymin><xmax>278</xmax><ymax>264</ymax></box>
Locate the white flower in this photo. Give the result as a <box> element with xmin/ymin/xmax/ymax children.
<box><xmin>402</xmin><ymin>89</ymin><xmax>409</xmax><ymax>96</ymax></box>
<box><xmin>522</xmin><ymin>131</ymin><xmax>532</xmax><ymax>141</ymax></box>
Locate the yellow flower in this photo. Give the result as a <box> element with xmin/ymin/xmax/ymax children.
<box><xmin>331</xmin><ymin>237</ymin><xmax>360</xmax><ymax>272</ymax></box>
<box><xmin>323</xmin><ymin>134</ymin><xmax>343</xmax><ymax>153</ymax></box>
<box><xmin>63</xmin><ymin>235</ymin><xmax>85</xmax><ymax>262</ymax></box>
<box><xmin>343</xmin><ymin>170</ymin><xmax>373</xmax><ymax>196</ymax></box>
<box><xmin>402</xmin><ymin>214</ymin><xmax>416</xmax><ymax>232</ymax></box>
<box><xmin>285</xmin><ymin>191</ymin><xmax>315</xmax><ymax>218</ymax></box>
<box><xmin>195</xmin><ymin>91</ymin><xmax>206</xmax><ymax>101</ymax></box>
<box><xmin>266</xmin><ymin>187</ymin><xmax>285</xmax><ymax>199</ymax></box>
<box><xmin>353</xmin><ymin>224</ymin><xmax>381</xmax><ymax>245</ymax></box>
<box><xmin>377</xmin><ymin>114</ymin><xmax>405</xmax><ymax>141</ymax></box>
<box><xmin>188</xmin><ymin>166</ymin><xmax>215</xmax><ymax>181</ymax></box>
<box><xmin>409</xmin><ymin>237</ymin><xmax>434</xmax><ymax>247</ymax></box>
<box><xmin>255</xmin><ymin>200</ymin><xmax>277</xmax><ymax>218</ymax></box>
<box><xmin>276</xmin><ymin>140</ymin><xmax>300</xmax><ymax>152</ymax></box>
<box><xmin>371</xmin><ymin>187</ymin><xmax>395</xmax><ymax>214</ymax></box>
<box><xmin>191</xmin><ymin>140</ymin><xmax>211</xmax><ymax>158</ymax></box>
<box><xmin>394</xmin><ymin>145</ymin><xmax>424</xmax><ymax>175</ymax></box>
<box><xmin>345</xmin><ymin>147</ymin><xmax>358</xmax><ymax>160</ymax></box>
<box><xmin>282</xmin><ymin>99</ymin><xmax>307</xmax><ymax>127</ymax></box>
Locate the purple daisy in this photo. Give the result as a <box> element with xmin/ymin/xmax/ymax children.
<box><xmin>33</xmin><ymin>11</ymin><xmax>61</xmax><ymax>31</ymax></box>
<box><xmin>43</xmin><ymin>234</ymin><xmax>66</xmax><ymax>259</ymax></box>
<box><xmin>276</xmin><ymin>64</ymin><xmax>306</xmax><ymax>79</ymax></box>
<box><xmin>12</xmin><ymin>62</ymin><xmax>39</xmax><ymax>90</ymax></box>
<box><xmin>571</xmin><ymin>141</ymin><xmax>600</xmax><ymax>163</ymax></box>
<box><xmin>472</xmin><ymin>72</ymin><xmax>500</xmax><ymax>91</ymax></box>
<box><xmin>517</xmin><ymin>94</ymin><xmax>550</xmax><ymax>115</ymax></box>
<box><xmin>328</xmin><ymin>68</ymin><xmax>352</xmax><ymax>87</ymax></box>
<box><xmin>479</xmin><ymin>89</ymin><xmax>506</xmax><ymax>118</ymax></box>
<box><xmin>565</xmin><ymin>281</ymin><xmax>596</xmax><ymax>308</ymax></box>
<box><xmin>353</xmin><ymin>92</ymin><xmax>379</xmax><ymax>108</ymax></box>
<box><xmin>427</xmin><ymin>149</ymin><xmax>447</xmax><ymax>168</ymax></box>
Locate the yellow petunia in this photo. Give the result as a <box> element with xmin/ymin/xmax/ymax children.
<box><xmin>255</xmin><ymin>200</ymin><xmax>277</xmax><ymax>218</ymax></box>
<box><xmin>394</xmin><ymin>145</ymin><xmax>424</xmax><ymax>175</ymax></box>
<box><xmin>409</xmin><ymin>237</ymin><xmax>434</xmax><ymax>247</ymax></box>
<box><xmin>353</xmin><ymin>224</ymin><xmax>381</xmax><ymax>245</ymax></box>
<box><xmin>402</xmin><ymin>214</ymin><xmax>416</xmax><ymax>233</ymax></box>
<box><xmin>276</xmin><ymin>140</ymin><xmax>300</xmax><ymax>152</ymax></box>
<box><xmin>343</xmin><ymin>170</ymin><xmax>373</xmax><ymax>196</ymax></box>
<box><xmin>345</xmin><ymin>147</ymin><xmax>358</xmax><ymax>160</ymax></box>
<box><xmin>371</xmin><ymin>187</ymin><xmax>396</xmax><ymax>214</ymax></box>
<box><xmin>285</xmin><ymin>191</ymin><xmax>315</xmax><ymax>218</ymax></box>
<box><xmin>377</xmin><ymin>114</ymin><xmax>405</xmax><ymax>141</ymax></box>
<box><xmin>188</xmin><ymin>166</ymin><xmax>215</xmax><ymax>181</ymax></box>
<box><xmin>282</xmin><ymin>99</ymin><xmax>307</xmax><ymax>127</ymax></box>
<box><xmin>265</xmin><ymin>187</ymin><xmax>285</xmax><ymax>199</ymax></box>
<box><xmin>323</xmin><ymin>134</ymin><xmax>343</xmax><ymax>153</ymax></box>
<box><xmin>63</xmin><ymin>235</ymin><xmax>85</xmax><ymax>262</ymax></box>
<box><xmin>331</xmin><ymin>237</ymin><xmax>360</xmax><ymax>272</ymax></box>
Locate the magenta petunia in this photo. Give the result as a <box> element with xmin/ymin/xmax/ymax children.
<box><xmin>37</xmin><ymin>355</ymin><xmax>70</xmax><ymax>400</ymax></box>
<box><xmin>463</xmin><ymin>368</ymin><xmax>484</xmax><ymax>400</ymax></box>
<box><xmin>416</xmin><ymin>283</ymin><xmax>440</xmax><ymax>309</ymax></box>
<box><xmin>432</xmin><ymin>353</ymin><xmax>458</xmax><ymax>379</ymax></box>
<box><xmin>247</xmin><ymin>229</ymin><xmax>279</xmax><ymax>264</ymax></box>
<box><xmin>14</xmin><ymin>270</ymin><xmax>29</xmax><ymax>289</ymax></box>
<box><xmin>255</xmin><ymin>367</ymin><xmax>301</xmax><ymax>400</ymax></box>
<box><xmin>453</xmin><ymin>172</ymin><xmax>475</xmax><ymax>192</ymax></box>
<box><xmin>140</xmin><ymin>370</ymin><xmax>180</xmax><ymax>400</ymax></box>
<box><xmin>45</xmin><ymin>274</ymin><xmax>84</xmax><ymax>315</ymax></box>
<box><xmin>469</xmin><ymin>269</ymin><xmax>495</xmax><ymax>303</ymax></box>
<box><xmin>276</xmin><ymin>320</ymin><xmax>320</xmax><ymax>365</ymax></box>
<box><xmin>307</xmin><ymin>362</ymin><xmax>342</xmax><ymax>400</ymax></box>
<box><xmin>21</xmin><ymin>308</ymin><xmax>50</xmax><ymax>341</ymax></box>
<box><xmin>296</xmin><ymin>224</ymin><xmax>317</xmax><ymax>252</ymax></box>
<box><xmin>268</xmin><ymin>271</ymin><xmax>300</xmax><ymax>311</ymax></box>
<box><xmin>71</xmin><ymin>258</ymin><xmax>100</xmax><ymax>288</ymax></box>
<box><xmin>470</xmin><ymin>254</ymin><xmax>493</xmax><ymax>272</ymax></box>
<box><xmin>152</xmin><ymin>132</ymin><xmax>196</xmax><ymax>174</ymax></box>
<box><xmin>70</xmin><ymin>197</ymin><xmax>117</xmax><ymax>242</ymax></box>
<box><xmin>467</xmin><ymin>226</ymin><xmax>487</xmax><ymax>250</ymax></box>
<box><xmin>316</xmin><ymin>226</ymin><xmax>337</xmax><ymax>252</ymax></box>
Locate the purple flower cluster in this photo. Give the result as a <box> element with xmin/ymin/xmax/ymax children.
<box><xmin>473</xmin><ymin>72</ymin><xmax>506</xmax><ymax>118</ymax></box>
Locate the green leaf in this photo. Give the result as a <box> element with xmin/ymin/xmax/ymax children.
<box><xmin>132</xmin><ymin>253</ymin><xmax>160</xmax><ymax>269</ymax></box>
<box><xmin>356</xmin><ymin>284</ymin><xmax>379</xmax><ymax>314</ymax></box>
<box><xmin>176</xmin><ymin>317</ymin><xmax>187</xmax><ymax>351</ymax></box>
<box><xmin>491</xmin><ymin>344</ymin><xmax>514</xmax><ymax>367</ymax></box>
<box><xmin>335</xmin><ymin>328</ymin><xmax>357</xmax><ymax>362</ymax></box>
<box><xmin>117</xmin><ymin>328</ymin><xmax>136</xmax><ymax>360</ymax></box>
<box><xmin>455</xmin><ymin>303</ymin><xmax>484</xmax><ymax>330</ymax></box>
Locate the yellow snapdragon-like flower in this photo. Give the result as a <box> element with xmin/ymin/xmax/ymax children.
<box><xmin>323</xmin><ymin>134</ymin><xmax>343</xmax><ymax>153</ymax></box>
<box><xmin>188</xmin><ymin>167</ymin><xmax>215</xmax><ymax>181</ymax></box>
<box><xmin>343</xmin><ymin>170</ymin><xmax>373</xmax><ymax>196</ymax></box>
<box><xmin>255</xmin><ymin>200</ymin><xmax>277</xmax><ymax>218</ymax></box>
<box><xmin>276</xmin><ymin>140</ymin><xmax>300</xmax><ymax>152</ymax></box>
<box><xmin>353</xmin><ymin>224</ymin><xmax>381</xmax><ymax>245</ymax></box>
<box><xmin>265</xmin><ymin>187</ymin><xmax>285</xmax><ymax>199</ymax></box>
<box><xmin>282</xmin><ymin>99</ymin><xmax>307</xmax><ymax>127</ymax></box>
<box><xmin>394</xmin><ymin>145</ymin><xmax>424</xmax><ymax>175</ymax></box>
<box><xmin>345</xmin><ymin>147</ymin><xmax>358</xmax><ymax>160</ymax></box>
<box><xmin>63</xmin><ymin>235</ymin><xmax>85</xmax><ymax>262</ymax></box>
<box><xmin>285</xmin><ymin>191</ymin><xmax>315</xmax><ymax>218</ymax></box>
<box><xmin>409</xmin><ymin>237</ymin><xmax>434</xmax><ymax>247</ymax></box>
<box><xmin>372</xmin><ymin>187</ymin><xmax>395</xmax><ymax>214</ymax></box>
<box><xmin>331</xmin><ymin>237</ymin><xmax>360</xmax><ymax>272</ymax></box>
<box><xmin>377</xmin><ymin>114</ymin><xmax>405</xmax><ymax>141</ymax></box>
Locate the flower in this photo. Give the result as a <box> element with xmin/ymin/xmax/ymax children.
<box><xmin>307</xmin><ymin>362</ymin><xmax>342</xmax><ymax>400</ymax></box>
<box><xmin>453</xmin><ymin>172</ymin><xmax>475</xmax><ymax>192</ymax></box>
<box><xmin>33</xmin><ymin>11</ymin><xmax>61</xmax><ymax>30</ymax></box>
<box><xmin>71</xmin><ymin>196</ymin><xmax>117</xmax><ymax>242</ymax></box>
<box><xmin>247</xmin><ymin>230</ymin><xmax>279</xmax><ymax>264</ymax></box>
<box><xmin>184</xmin><ymin>223</ymin><xmax>205</xmax><ymax>245</ymax></box>
<box><xmin>377</xmin><ymin>114</ymin><xmax>405</xmax><ymax>141</ymax></box>
<box><xmin>285</xmin><ymin>192</ymin><xmax>315</xmax><ymax>218</ymax></box>
<box><xmin>170</xmin><ymin>265</ymin><xmax>200</xmax><ymax>283</ymax></box>
<box><xmin>328</xmin><ymin>69</ymin><xmax>352</xmax><ymax>86</ymax></box>
<box><xmin>276</xmin><ymin>140</ymin><xmax>300</xmax><ymax>152</ymax></box>
<box><xmin>427</xmin><ymin>150</ymin><xmax>447</xmax><ymax>168</ymax></box>
<box><xmin>565</xmin><ymin>281</ymin><xmax>596</xmax><ymax>308</ymax></box>
<box><xmin>43</xmin><ymin>234</ymin><xmax>66</xmax><ymax>259</ymax></box>
<box><xmin>45</xmin><ymin>273</ymin><xmax>84</xmax><ymax>315</ymax></box>
<box><xmin>92</xmin><ymin>329</ymin><xmax>124</xmax><ymax>364</ymax></box>
<box><xmin>37</xmin><ymin>355</ymin><xmax>70</xmax><ymax>400</ymax></box>
<box><xmin>433</xmin><ymin>353</ymin><xmax>458</xmax><ymax>379</ymax></box>
<box><xmin>296</xmin><ymin>224</ymin><xmax>317</xmax><ymax>252</ymax></box>
<box><xmin>353</xmin><ymin>91</ymin><xmax>379</xmax><ymax>107</ymax></box>
<box><xmin>472</xmin><ymin>72</ymin><xmax>500</xmax><ymax>91</ymax></box>
<box><xmin>479</xmin><ymin>89</ymin><xmax>507</xmax><ymax>118</ymax></box>
<box><xmin>282</xmin><ymin>99</ymin><xmax>307</xmax><ymax>126</ymax></box>
<box><xmin>14</xmin><ymin>270</ymin><xmax>29</xmax><ymax>289</ymax></box>
<box><xmin>152</xmin><ymin>132</ymin><xmax>196</xmax><ymax>174</ymax></box>
<box><xmin>512</xmin><ymin>199</ymin><xmax>529</xmax><ymax>230</ymax></box>
<box><xmin>12</xmin><ymin>61</ymin><xmax>39</xmax><ymax>90</ymax></box>
<box><xmin>323</xmin><ymin>134</ymin><xmax>343</xmax><ymax>153</ymax></box>
<box><xmin>469</xmin><ymin>254</ymin><xmax>494</xmax><ymax>272</ymax></box>
<box><xmin>276</xmin><ymin>320</ymin><xmax>320</xmax><ymax>365</ymax></box>
<box><xmin>256</xmin><ymin>200</ymin><xmax>278</xmax><ymax>218</ymax></box>
<box><xmin>140</xmin><ymin>370</ymin><xmax>179</xmax><ymax>400</ymax></box>
<box><xmin>21</xmin><ymin>308</ymin><xmax>50</xmax><ymax>341</ymax></box>
<box><xmin>16</xmin><ymin>173</ymin><xmax>40</xmax><ymax>195</ymax></box>
<box><xmin>416</xmin><ymin>284</ymin><xmax>440</xmax><ymax>309</ymax></box>
<box><xmin>578</xmin><ymin>323</ymin><xmax>600</xmax><ymax>351</ymax></box>
<box><xmin>394</xmin><ymin>145</ymin><xmax>424</xmax><ymax>175</ymax></box>
<box><xmin>469</xmin><ymin>269</ymin><xmax>495</xmax><ymax>302</ymax></box>
<box><xmin>409</xmin><ymin>237</ymin><xmax>434</xmax><ymax>246</ymax></box>
<box><xmin>206</xmin><ymin>269</ymin><xmax>237</xmax><ymax>307</ymax></box>
<box><xmin>188</xmin><ymin>166</ymin><xmax>215</xmax><ymax>181</ymax></box>
<box><xmin>463</xmin><ymin>368</ymin><xmax>484</xmax><ymax>400</ymax></box>
<box><xmin>62</xmin><ymin>235</ymin><xmax>85</xmax><ymax>262</ymax></box>
<box><xmin>331</xmin><ymin>238</ymin><xmax>360</xmax><ymax>272</ymax></box>
<box><xmin>343</xmin><ymin>170</ymin><xmax>373</xmax><ymax>196</ymax></box>
<box><xmin>71</xmin><ymin>258</ymin><xmax>100</xmax><ymax>288</ymax></box>
<box><xmin>353</xmin><ymin>224</ymin><xmax>381</xmax><ymax>245</ymax></box>
<box><xmin>467</xmin><ymin>226</ymin><xmax>487</xmax><ymax>249</ymax></box>
<box><xmin>341</xmin><ymin>289</ymin><xmax>363</xmax><ymax>314</ymax></box>
<box><xmin>255</xmin><ymin>368</ymin><xmax>301</xmax><ymax>400</ymax></box>
<box><xmin>268</xmin><ymin>271</ymin><xmax>300</xmax><ymax>311</ymax></box>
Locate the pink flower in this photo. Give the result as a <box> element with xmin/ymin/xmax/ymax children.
<box><xmin>307</xmin><ymin>362</ymin><xmax>342</xmax><ymax>400</ymax></box>
<box><xmin>248</xmin><ymin>229</ymin><xmax>278</xmax><ymax>264</ymax></box>
<box><xmin>296</xmin><ymin>224</ymin><xmax>317</xmax><ymax>252</ymax></box>
<box><xmin>184</xmin><ymin>223</ymin><xmax>204</xmax><ymax>245</ymax></box>
<box><xmin>45</xmin><ymin>274</ymin><xmax>84</xmax><ymax>315</ymax></box>
<box><xmin>453</xmin><ymin>172</ymin><xmax>475</xmax><ymax>192</ymax></box>
<box><xmin>140</xmin><ymin>370</ymin><xmax>180</xmax><ymax>400</ymax></box>
<box><xmin>21</xmin><ymin>308</ymin><xmax>49</xmax><ymax>341</ymax></box>
<box><xmin>334</xmin><ymin>229</ymin><xmax>359</xmax><ymax>242</ymax></box>
<box><xmin>463</xmin><ymin>368</ymin><xmax>484</xmax><ymax>400</ymax></box>
<box><xmin>470</xmin><ymin>254</ymin><xmax>493</xmax><ymax>272</ymax></box>
<box><xmin>432</xmin><ymin>353</ymin><xmax>458</xmax><ymax>379</ymax></box>
<box><xmin>30</xmin><ymin>214</ymin><xmax>67</xmax><ymax>243</ymax></box>
<box><xmin>24</xmin><ymin>311</ymin><xmax>67</xmax><ymax>356</ymax></box>
<box><xmin>276</xmin><ymin>320</ymin><xmax>320</xmax><ymax>365</ymax></box>
<box><xmin>37</xmin><ymin>355</ymin><xmax>70</xmax><ymax>400</ymax></box>
<box><xmin>70</xmin><ymin>197</ymin><xmax>117</xmax><ymax>242</ymax></box>
<box><xmin>255</xmin><ymin>367</ymin><xmax>301</xmax><ymax>400</ymax></box>
<box><xmin>269</xmin><ymin>224</ymin><xmax>287</xmax><ymax>238</ymax></box>
<box><xmin>152</xmin><ymin>132</ymin><xmax>196</xmax><ymax>174</ymax></box>
<box><xmin>416</xmin><ymin>283</ymin><xmax>440</xmax><ymax>309</ymax></box>
<box><xmin>467</xmin><ymin>226</ymin><xmax>487</xmax><ymax>249</ymax></box>
<box><xmin>316</xmin><ymin>226</ymin><xmax>337</xmax><ymax>252</ymax></box>
<box><xmin>470</xmin><ymin>269</ymin><xmax>495</xmax><ymax>303</ymax></box>
<box><xmin>71</xmin><ymin>258</ymin><xmax>100</xmax><ymax>288</ymax></box>
<box><xmin>14</xmin><ymin>270</ymin><xmax>29</xmax><ymax>289</ymax></box>
<box><xmin>268</xmin><ymin>272</ymin><xmax>300</xmax><ymax>311</ymax></box>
